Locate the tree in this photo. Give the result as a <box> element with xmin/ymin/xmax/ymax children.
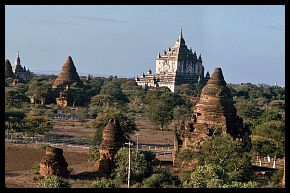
<box><xmin>113</xmin><ymin>147</ymin><xmax>148</xmax><ymax>184</ymax></box>
<box><xmin>66</xmin><ymin>83</ymin><xmax>87</xmax><ymax>106</ymax></box>
<box><xmin>5</xmin><ymin>111</ymin><xmax>26</xmax><ymax>133</ymax></box>
<box><xmin>251</xmin><ymin>117</ymin><xmax>285</xmax><ymax>167</ymax></box>
<box><xmin>173</xmin><ymin>105</ymin><xmax>192</xmax><ymax>125</ymax></box>
<box><xmin>182</xmin><ymin>164</ymin><xmax>226</xmax><ymax>188</ymax></box>
<box><xmin>198</xmin><ymin>134</ymin><xmax>254</xmax><ymax>182</ymax></box>
<box><xmin>26</xmin><ymin>77</ymin><xmax>51</xmax><ymax>105</ymax></box>
<box><xmin>178</xmin><ymin>84</ymin><xmax>196</xmax><ymax>96</ymax></box>
<box><xmin>182</xmin><ymin>164</ymin><xmax>260</xmax><ymax>188</ymax></box>
<box><xmin>89</xmin><ymin>94</ymin><xmax>113</xmax><ymax>117</ymax></box>
<box><xmin>100</xmin><ymin>79</ymin><xmax>128</xmax><ymax>103</ymax></box>
<box><xmin>5</xmin><ymin>89</ymin><xmax>30</xmax><ymax>109</ymax></box>
<box><xmin>145</xmin><ymin>90</ymin><xmax>187</xmax><ymax>130</ymax></box>
<box><xmin>234</xmin><ymin>99</ymin><xmax>264</xmax><ymax>121</ymax></box>
<box><xmin>23</xmin><ymin>112</ymin><xmax>53</xmax><ymax>138</ymax></box>
<box><xmin>92</xmin><ymin>107</ymin><xmax>137</xmax><ymax>146</ymax></box>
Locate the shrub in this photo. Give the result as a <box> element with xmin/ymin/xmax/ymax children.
<box><xmin>89</xmin><ymin>147</ymin><xmax>100</xmax><ymax>161</ymax></box>
<box><xmin>179</xmin><ymin>169</ymin><xmax>192</xmax><ymax>184</ymax></box>
<box><xmin>222</xmin><ymin>181</ymin><xmax>260</xmax><ymax>188</ymax></box>
<box><xmin>142</xmin><ymin>169</ymin><xmax>180</xmax><ymax>188</ymax></box>
<box><xmin>37</xmin><ymin>175</ymin><xmax>71</xmax><ymax>188</ymax></box>
<box><xmin>90</xmin><ymin>177</ymin><xmax>119</xmax><ymax>188</ymax></box>
<box><xmin>38</xmin><ymin>144</ymin><xmax>48</xmax><ymax>150</ymax></box>
<box><xmin>33</xmin><ymin>162</ymin><xmax>40</xmax><ymax>174</ymax></box>
<box><xmin>177</xmin><ymin>149</ymin><xmax>197</xmax><ymax>161</ymax></box>
<box><xmin>270</xmin><ymin>170</ymin><xmax>284</xmax><ymax>185</ymax></box>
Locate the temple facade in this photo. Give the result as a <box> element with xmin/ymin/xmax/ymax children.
<box><xmin>6</xmin><ymin>51</ymin><xmax>33</xmax><ymax>83</ymax></box>
<box><xmin>136</xmin><ymin>30</ymin><xmax>210</xmax><ymax>93</ymax></box>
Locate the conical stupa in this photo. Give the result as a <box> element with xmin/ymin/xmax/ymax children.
<box><xmin>5</xmin><ymin>59</ymin><xmax>16</xmax><ymax>79</ymax></box>
<box><xmin>52</xmin><ymin>56</ymin><xmax>83</xmax><ymax>89</ymax></box>
<box><xmin>95</xmin><ymin>118</ymin><xmax>124</xmax><ymax>176</ymax></box>
<box><xmin>173</xmin><ymin>67</ymin><xmax>251</xmax><ymax>164</ymax></box>
<box><xmin>192</xmin><ymin>67</ymin><xmax>245</xmax><ymax>137</ymax></box>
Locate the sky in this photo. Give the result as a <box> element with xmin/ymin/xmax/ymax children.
<box><xmin>5</xmin><ymin>5</ymin><xmax>285</xmax><ymax>86</ymax></box>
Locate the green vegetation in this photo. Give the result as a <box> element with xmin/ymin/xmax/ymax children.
<box><xmin>113</xmin><ymin>147</ymin><xmax>149</xmax><ymax>184</ymax></box>
<box><xmin>37</xmin><ymin>175</ymin><xmax>71</xmax><ymax>188</ymax></box>
<box><xmin>142</xmin><ymin>169</ymin><xmax>180</xmax><ymax>188</ymax></box>
<box><xmin>90</xmin><ymin>177</ymin><xmax>120</xmax><ymax>188</ymax></box>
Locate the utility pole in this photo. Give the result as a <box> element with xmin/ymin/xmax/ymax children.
<box><xmin>135</xmin><ymin>133</ymin><xmax>140</xmax><ymax>152</ymax></box>
<box><xmin>125</xmin><ymin>141</ymin><xmax>133</xmax><ymax>188</ymax></box>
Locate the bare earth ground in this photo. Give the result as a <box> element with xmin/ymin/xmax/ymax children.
<box><xmin>5</xmin><ymin>143</ymin><xmax>93</xmax><ymax>188</ymax></box>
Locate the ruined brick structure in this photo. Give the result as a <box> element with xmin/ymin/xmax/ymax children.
<box><xmin>173</xmin><ymin>67</ymin><xmax>251</xmax><ymax>164</ymax></box>
<box><xmin>52</xmin><ymin>56</ymin><xmax>83</xmax><ymax>106</ymax></box>
<box><xmin>136</xmin><ymin>29</ymin><xmax>210</xmax><ymax>93</ymax></box>
<box><xmin>39</xmin><ymin>146</ymin><xmax>68</xmax><ymax>177</ymax></box>
<box><xmin>52</xmin><ymin>56</ymin><xmax>83</xmax><ymax>89</ymax></box>
<box><xmin>95</xmin><ymin>118</ymin><xmax>123</xmax><ymax>176</ymax></box>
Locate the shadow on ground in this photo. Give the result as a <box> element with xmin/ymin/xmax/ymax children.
<box><xmin>69</xmin><ymin>171</ymin><xmax>102</xmax><ymax>180</ymax></box>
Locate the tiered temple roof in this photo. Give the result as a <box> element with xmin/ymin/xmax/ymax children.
<box><xmin>157</xmin><ymin>29</ymin><xmax>201</xmax><ymax>63</ymax></box>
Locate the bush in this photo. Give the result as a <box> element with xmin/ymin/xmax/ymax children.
<box><xmin>90</xmin><ymin>177</ymin><xmax>119</xmax><ymax>188</ymax></box>
<box><xmin>177</xmin><ymin>149</ymin><xmax>196</xmax><ymax>161</ymax></box>
<box><xmin>38</xmin><ymin>144</ymin><xmax>48</xmax><ymax>150</ymax></box>
<box><xmin>179</xmin><ymin>169</ymin><xmax>192</xmax><ymax>184</ymax></box>
<box><xmin>142</xmin><ymin>169</ymin><xmax>180</xmax><ymax>188</ymax></box>
<box><xmin>33</xmin><ymin>162</ymin><xmax>40</xmax><ymax>174</ymax></box>
<box><xmin>222</xmin><ymin>181</ymin><xmax>260</xmax><ymax>188</ymax></box>
<box><xmin>89</xmin><ymin>147</ymin><xmax>100</xmax><ymax>161</ymax></box>
<box><xmin>37</xmin><ymin>175</ymin><xmax>71</xmax><ymax>188</ymax></box>
<box><xmin>270</xmin><ymin>170</ymin><xmax>284</xmax><ymax>185</ymax></box>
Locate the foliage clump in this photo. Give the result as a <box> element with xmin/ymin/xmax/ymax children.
<box><xmin>37</xmin><ymin>175</ymin><xmax>71</xmax><ymax>188</ymax></box>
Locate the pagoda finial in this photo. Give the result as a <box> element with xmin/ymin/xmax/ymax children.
<box><xmin>157</xmin><ymin>52</ymin><xmax>161</xmax><ymax>59</ymax></box>
<box><xmin>17</xmin><ymin>50</ymin><xmax>19</xmax><ymax>57</ymax></box>
<box><xmin>198</xmin><ymin>54</ymin><xmax>202</xmax><ymax>61</ymax></box>
<box><xmin>180</xmin><ymin>28</ymin><xmax>183</xmax><ymax>39</ymax></box>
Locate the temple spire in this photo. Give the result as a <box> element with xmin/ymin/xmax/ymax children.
<box><xmin>176</xmin><ymin>29</ymin><xmax>185</xmax><ymax>45</ymax></box>
<box><xmin>15</xmin><ymin>50</ymin><xmax>21</xmax><ymax>66</ymax></box>
<box><xmin>179</xmin><ymin>28</ymin><xmax>183</xmax><ymax>39</ymax></box>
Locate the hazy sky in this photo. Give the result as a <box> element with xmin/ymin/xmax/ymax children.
<box><xmin>5</xmin><ymin>5</ymin><xmax>285</xmax><ymax>86</ymax></box>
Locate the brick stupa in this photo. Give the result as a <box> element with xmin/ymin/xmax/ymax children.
<box><xmin>39</xmin><ymin>146</ymin><xmax>68</xmax><ymax>177</ymax></box>
<box><xmin>173</xmin><ymin>67</ymin><xmax>251</xmax><ymax>165</ymax></box>
<box><xmin>95</xmin><ymin>118</ymin><xmax>123</xmax><ymax>176</ymax></box>
<box><xmin>5</xmin><ymin>59</ymin><xmax>16</xmax><ymax>79</ymax></box>
<box><xmin>52</xmin><ymin>56</ymin><xmax>83</xmax><ymax>89</ymax></box>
